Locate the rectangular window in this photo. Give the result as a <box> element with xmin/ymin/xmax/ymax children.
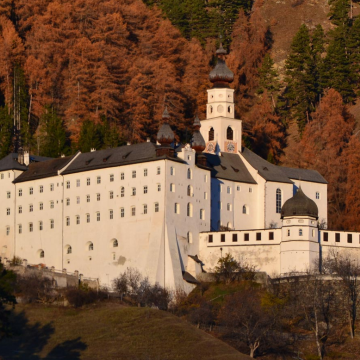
<box><xmin>19</xmin><ymin>189</ymin><xmax>22</xmax><ymax>197</ymax></box>
<box><xmin>335</xmin><ymin>233</ymin><xmax>340</xmax><ymax>242</ymax></box>
<box><xmin>50</xmin><ymin>201</ymin><xmax>54</xmax><ymax>209</ymax></box>
<box><xmin>256</xmin><ymin>232</ymin><xmax>261</xmax><ymax>241</ymax></box>
<box><xmin>76</xmin><ymin>196</ymin><xmax>80</xmax><ymax>204</ymax></box>
<box><xmin>300</xmin><ymin>229</ymin><xmax>303</xmax><ymax>236</ymax></box>
<box><xmin>6</xmin><ymin>208</ymin><xmax>10</xmax><ymax>216</ymax></box>
<box><xmin>158</xmin><ymin>184</ymin><xmax>161</xmax><ymax>192</ymax></box>
<box><xmin>6</xmin><ymin>226</ymin><xmax>10</xmax><ymax>236</ymax></box>
<box><xmin>237</xmin><ymin>186</ymin><xmax>241</xmax><ymax>191</ymax></box>
<box><xmin>18</xmin><ymin>224</ymin><xmax>22</xmax><ymax>234</ymax></box>
<box><xmin>76</xmin><ymin>215</ymin><xmax>80</xmax><ymax>225</ymax></box>
<box><xmin>121</xmin><ymin>187</ymin><xmax>124</xmax><ymax>197</ymax></box>
<box><xmin>200</xmin><ymin>209</ymin><xmax>205</xmax><ymax>220</ymax></box>
<box><xmin>227</xmin><ymin>203</ymin><xmax>232</xmax><ymax>211</ymax></box>
<box><xmin>50</xmin><ymin>184</ymin><xmax>54</xmax><ymax>191</ymax></box>
<box><xmin>29</xmin><ymin>223</ymin><xmax>33</xmax><ymax>232</ymax></box>
<box><xmin>66</xmin><ymin>198</ymin><xmax>70</xmax><ymax>206</ymax></box>
<box><xmin>232</xmin><ymin>234</ymin><xmax>238</xmax><ymax>242</ymax></box>
<box><xmin>170</xmin><ymin>183</ymin><xmax>175</xmax><ymax>192</ymax></box>
<box><xmin>144</xmin><ymin>169</ymin><xmax>148</xmax><ymax>177</ymax></box>
<box><xmin>109</xmin><ymin>210</ymin><xmax>113</xmax><ymax>219</ymax></box>
<box><xmin>227</xmin><ymin>186</ymin><xmax>231</xmax><ymax>194</ymax></box>
<box><xmin>204</xmin><ymin>175</ymin><xmax>208</xmax><ymax>182</ymax></box>
<box><xmin>132</xmin><ymin>188</ymin><xmax>136</xmax><ymax>196</ymax></box>
<box><xmin>143</xmin><ymin>204</ymin><xmax>147</xmax><ymax>214</ymax></box>
<box><xmin>244</xmin><ymin>233</ymin><xmax>249</xmax><ymax>241</ymax></box>
<box><xmin>132</xmin><ymin>170</ymin><xmax>136</xmax><ymax>178</ymax></box>
<box><xmin>175</xmin><ymin>203</ymin><xmax>180</xmax><ymax>214</ymax></box>
<box><xmin>39</xmin><ymin>185</ymin><xmax>43</xmax><ymax>193</ymax></box>
<box><xmin>143</xmin><ymin>186</ymin><xmax>148</xmax><ymax>194</ymax></box>
<box><xmin>29</xmin><ymin>187</ymin><xmax>33</xmax><ymax>195</ymax></box>
<box><xmin>110</xmin><ymin>174</ymin><xmax>114</xmax><ymax>182</ymax></box>
<box><xmin>87</xmin><ymin>195</ymin><xmax>90</xmax><ymax>203</ymax></box>
<box><xmin>204</xmin><ymin>192</ymin><xmax>208</xmax><ymax>200</ymax></box>
<box><xmin>66</xmin><ymin>181</ymin><xmax>70</xmax><ymax>189</ymax></box>
<box><xmin>110</xmin><ymin>191</ymin><xmax>114</xmax><ymax>199</ymax></box>
<box><xmin>29</xmin><ymin>204</ymin><xmax>33</xmax><ymax>212</ymax></box>
<box><xmin>18</xmin><ymin>206</ymin><xmax>22</xmax><ymax>214</ymax></box>
<box><xmin>97</xmin><ymin>193</ymin><xmax>100</xmax><ymax>201</ymax></box>
<box><xmin>86</xmin><ymin>214</ymin><xmax>90</xmax><ymax>223</ymax></box>
<box><xmin>170</xmin><ymin>167</ymin><xmax>175</xmax><ymax>176</ymax></box>
<box><xmin>249</xmin><ymin>187</ymin><xmax>253</xmax><ymax>193</ymax></box>
<box><xmin>97</xmin><ymin>212</ymin><xmax>100</xmax><ymax>221</ymax></box>
<box><xmin>121</xmin><ymin>172</ymin><xmax>124</xmax><ymax>180</ymax></box>
<box><xmin>316</xmin><ymin>192</ymin><xmax>320</xmax><ymax>200</ymax></box>
<box><xmin>87</xmin><ymin>178</ymin><xmax>90</xmax><ymax>186</ymax></box>
<box><xmin>157</xmin><ymin>167</ymin><xmax>161</xmax><ymax>175</ymax></box>
<box><xmin>209</xmin><ymin>234</ymin><xmax>213</xmax><ymax>243</ymax></box>
<box><xmin>39</xmin><ymin>221</ymin><xmax>43</xmax><ymax>231</ymax></box>
<box><xmin>348</xmin><ymin>234</ymin><xmax>352</xmax><ymax>243</ymax></box>
<box><xmin>323</xmin><ymin>232</ymin><xmax>328</xmax><ymax>242</ymax></box>
<box><xmin>6</xmin><ymin>191</ymin><xmax>10</xmax><ymax>199</ymax></box>
<box><xmin>66</xmin><ymin>217</ymin><xmax>70</xmax><ymax>226</ymax></box>
<box><xmin>50</xmin><ymin>219</ymin><xmax>54</xmax><ymax>229</ymax></box>
<box><xmin>97</xmin><ymin>176</ymin><xmax>101</xmax><ymax>184</ymax></box>
<box><xmin>76</xmin><ymin>179</ymin><xmax>80</xmax><ymax>187</ymax></box>
<box><xmin>120</xmin><ymin>208</ymin><xmax>124</xmax><ymax>218</ymax></box>
<box><xmin>131</xmin><ymin>207</ymin><xmax>136</xmax><ymax>216</ymax></box>
<box><xmin>39</xmin><ymin>202</ymin><xmax>43</xmax><ymax>210</ymax></box>
<box><xmin>269</xmin><ymin>232</ymin><xmax>274</xmax><ymax>240</ymax></box>
<box><xmin>221</xmin><ymin>234</ymin><xmax>225</xmax><ymax>242</ymax></box>
<box><xmin>155</xmin><ymin>203</ymin><xmax>159</xmax><ymax>212</ymax></box>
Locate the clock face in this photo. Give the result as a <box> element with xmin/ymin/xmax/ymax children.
<box><xmin>206</xmin><ymin>142</ymin><xmax>215</xmax><ymax>153</ymax></box>
<box><xmin>225</xmin><ymin>141</ymin><xmax>237</xmax><ymax>153</ymax></box>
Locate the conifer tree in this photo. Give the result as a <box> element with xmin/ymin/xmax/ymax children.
<box><xmin>0</xmin><ymin>106</ymin><xmax>13</xmax><ymax>159</ymax></box>
<box><xmin>77</xmin><ymin>120</ymin><xmax>103</xmax><ymax>153</ymax></box>
<box><xmin>39</xmin><ymin>105</ymin><xmax>69</xmax><ymax>157</ymax></box>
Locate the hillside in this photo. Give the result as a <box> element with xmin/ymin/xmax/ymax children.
<box><xmin>0</xmin><ymin>303</ymin><xmax>251</xmax><ymax>360</ymax></box>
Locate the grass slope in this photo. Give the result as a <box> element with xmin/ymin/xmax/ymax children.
<box><xmin>0</xmin><ymin>302</ymin><xmax>250</xmax><ymax>360</ymax></box>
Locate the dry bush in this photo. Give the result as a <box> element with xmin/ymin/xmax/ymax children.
<box><xmin>65</xmin><ymin>284</ymin><xmax>108</xmax><ymax>308</ymax></box>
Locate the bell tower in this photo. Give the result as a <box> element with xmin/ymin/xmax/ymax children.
<box><xmin>200</xmin><ymin>43</ymin><xmax>242</xmax><ymax>155</ymax></box>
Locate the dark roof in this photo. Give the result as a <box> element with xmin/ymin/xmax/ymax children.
<box><xmin>281</xmin><ymin>188</ymin><xmax>318</xmax><ymax>219</ymax></box>
<box><xmin>62</xmin><ymin>142</ymin><xmax>184</xmax><ymax>175</ymax></box>
<box><xmin>0</xmin><ymin>153</ymin><xmax>53</xmax><ymax>172</ymax></box>
<box><xmin>209</xmin><ymin>58</ymin><xmax>234</xmax><ymax>84</ymax></box>
<box><xmin>241</xmin><ymin>148</ymin><xmax>293</xmax><ymax>184</ymax></box>
<box><xmin>14</xmin><ymin>155</ymin><xmax>75</xmax><ymax>183</ymax></box>
<box><xmin>188</xmin><ymin>255</ymin><xmax>203</xmax><ymax>264</ymax></box>
<box><xmin>182</xmin><ymin>271</ymin><xmax>200</xmax><ymax>285</ymax></box>
<box><xmin>204</xmin><ymin>152</ymin><xmax>257</xmax><ymax>184</ymax></box>
<box><xmin>157</xmin><ymin>122</ymin><xmax>174</xmax><ymax>144</ymax></box>
<box><xmin>280</xmin><ymin>166</ymin><xmax>327</xmax><ymax>184</ymax></box>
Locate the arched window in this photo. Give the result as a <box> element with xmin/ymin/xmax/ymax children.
<box><xmin>187</xmin><ymin>232</ymin><xmax>193</xmax><ymax>244</ymax></box>
<box><xmin>226</xmin><ymin>126</ymin><xmax>233</xmax><ymax>140</ymax></box>
<box><xmin>209</xmin><ymin>127</ymin><xmax>214</xmax><ymax>141</ymax></box>
<box><xmin>187</xmin><ymin>185</ymin><xmax>193</xmax><ymax>196</ymax></box>
<box><xmin>187</xmin><ymin>203</ymin><xmax>193</xmax><ymax>217</ymax></box>
<box><xmin>242</xmin><ymin>205</ymin><xmax>248</xmax><ymax>214</ymax></box>
<box><xmin>276</xmin><ymin>189</ymin><xmax>282</xmax><ymax>214</ymax></box>
<box><xmin>121</xmin><ymin>187</ymin><xmax>124</xmax><ymax>197</ymax></box>
<box><xmin>187</xmin><ymin>168</ymin><xmax>192</xmax><ymax>179</ymax></box>
<box><xmin>67</xmin><ymin>246</ymin><xmax>72</xmax><ymax>254</ymax></box>
<box><xmin>113</xmin><ymin>239</ymin><xmax>118</xmax><ymax>247</ymax></box>
<box><xmin>88</xmin><ymin>242</ymin><xmax>94</xmax><ymax>251</ymax></box>
<box><xmin>40</xmin><ymin>250</ymin><xmax>44</xmax><ymax>258</ymax></box>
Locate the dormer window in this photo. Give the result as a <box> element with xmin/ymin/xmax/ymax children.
<box><xmin>209</xmin><ymin>127</ymin><xmax>214</xmax><ymax>141</ymax></box>
<box><xmin>226</xmin><ymin>126</ymin><xmax>233</xmax><ymax>140</ymax></box>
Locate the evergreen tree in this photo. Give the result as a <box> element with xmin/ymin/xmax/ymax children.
<box><xmin>77</xmin><ymin>120</ymin><xmax>103</xmax><ymax>153</ymax></box>
<box><xmin>39</xmin><ymin>105</ymin><xmax>69</xmax><ymax>157</ymax></box>
<box><xmin>328</xmin><ymin>0</ymin><xmax>351</xmax><ymax>27</ymax></box>
<box><xmin>102</xmin><ymin>120</ymin><xmax>122</xmax><ymax>149</ymax></box>
<box><xmin>0</xmin><ymin>106</ymin><xmax>13</xmax><ymax>159</ymax></box>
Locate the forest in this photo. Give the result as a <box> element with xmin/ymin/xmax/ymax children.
<box><xmin>0</xmin><ymin>0</ymin><xmax>360</xmax><ymax>230</ymax></box>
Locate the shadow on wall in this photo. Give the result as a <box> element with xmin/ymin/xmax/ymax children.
<box><xmin>0</xmin><ymin>310</ymin><xmax>87</xmax><ymax>359</ymax></box>
<box><xmin>211</xmin><ymin>178</ymin><xmax>223</xmax><ymax>231</ymax></box>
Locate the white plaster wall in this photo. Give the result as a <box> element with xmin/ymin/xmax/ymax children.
<box><xmin>206</xmin><ymin>88</ymin><xmax>235</xmax><ymax>119</ymax></box>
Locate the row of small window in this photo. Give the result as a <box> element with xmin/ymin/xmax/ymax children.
<box><xmin>208</xmin><ymin>126</ymin><xmax>233</xmax><ymax>141</ymax></box>
<box><xmin>170</xmin><ymin>167</ymin><xmax>207</xmax><ymax>182</ymax></box>
<box><xmin>218</xmin><ymin>185</ymin><xmax>251</xmax><ymax>194</ymax></box>
<box><xmin>175</xmin><ymin>203</ymin><xmax>205</xmax><ymax>219</ymax></box>
<box><xmin>286</xmin><ymin>229</ymin><xmax>316</xmax><ymax>237</ymax></box>
<box><xmin>208</xmin><ymin>232</ymin><xmax>275</xmax><ymax>243</ymax></box>
<box><xmin>10</xmin><ymin>204</ymin><xmax>161</xmax><ymax>234</ymax></box>
<box><xmin>0</xmin><ymin>173</ymin><xmax>11</xmax><ymax>179</ymax></box>
<box><xmin>323</xmin><ymin>232</ymin><xmax>359</xmax><ymax>244</ymax></box>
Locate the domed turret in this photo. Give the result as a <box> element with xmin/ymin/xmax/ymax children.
<box><xmin>281</xmin><ymin>188</ymin><xmax>318</xmax><ymax>219</ymax></box>
<box><xmin>192</xmin><ymin>115</ymin><xmax>205</xmax><ymax>153</ymax></box>
<box><xmin>209</xmin><ymin>43</ymin><xmax>234</xmax><ymax>87</ymax></box>
<box><xmin>157</xmin><ymin>107</ymin><xmax>174</xmax><ymax>145</ymax></box>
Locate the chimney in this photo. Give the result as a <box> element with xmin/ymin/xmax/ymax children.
<box><xmin>24</xmin><ymin>151</ymin><xmax>30</xmax><ymax>166</ymax></box>
<box><xmin>90</xmin><ymin>148</ymin><xmax>96</xmax><ymax>152</ymax></box>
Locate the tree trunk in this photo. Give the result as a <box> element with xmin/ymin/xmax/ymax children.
<box><xmin>349</xmin><ymin>312</ymin><xmax>354</xmax><ymax>339</ymax></box>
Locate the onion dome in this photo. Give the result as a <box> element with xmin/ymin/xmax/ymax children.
<box><xmin>281</xmin><ymin>188</ymin><xmax>318</xmax><ymax>219</ymax></box>
<box><xmin>209</xmin><ymin>43</ymin><xmax>234</xmax><ymax>86</ymax></box>
<box><xmin>191</xmin><ymin>115</ymin><xmax>205</xmax><ymax>153</ymax></box>
<box><xmin>157</xmin><ymin>107</ymin><xmax>174</xmax><ymax>145</ymax></box>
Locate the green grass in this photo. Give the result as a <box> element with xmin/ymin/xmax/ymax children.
<box><xmin>0</xmin><ymin>302</ymin><xmax>251</xmax><ymax>360</ymax></box>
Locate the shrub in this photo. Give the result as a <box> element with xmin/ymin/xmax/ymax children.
<box><xmin>65</xmin><ymin>284</ymin><xmax>108</xmax><ymax>308</ymax></box>
<box><xmin>16</xmin><ymin>274</ymin><xmax>56</xmax><ymax>303</ymax></box>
